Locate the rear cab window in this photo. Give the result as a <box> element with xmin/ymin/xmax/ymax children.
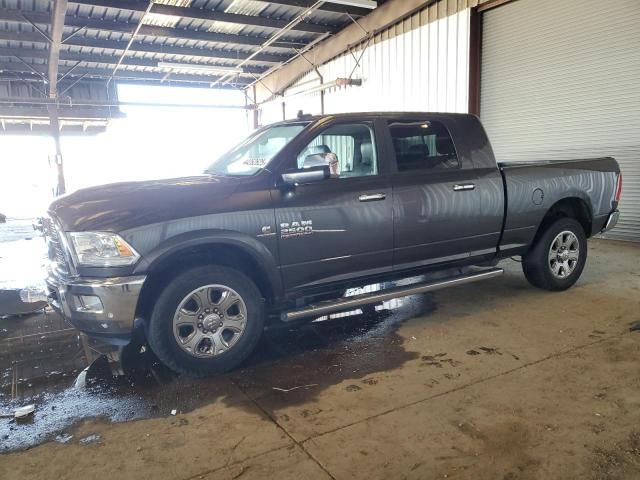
<box><xmin>388</xmin><ymin>120</ymin><xmax>460</xmax><ymax>172</ymax></box>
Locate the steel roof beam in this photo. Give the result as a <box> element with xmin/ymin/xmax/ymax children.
<box><xmin>0</xmin><ymin>97</ymin><xmax>248</xmax><ymax>110</ymax></box>
<box><xmin>260</xmin><ymin>0</ymin><xmax>372</xmax><ymax>16</ymax></box>
<box><xmin>0</xmin><ymin>48</ymin><xmax>270</xmax><ymax>75</ymax></box>
<box><xmin>0</xmin><ymin>74</ymin><xmax>244</xmax><ymax>90</ymax></box>
<box><xmin>0</xmin><ymin>106</ymin><xmax>121</xmax><ymax>120</ymax></box>
<box><xmin>211</xmin><ymin>0</ymin><xmax>326</xmax><ymax>87</ymax></box>
<box><xmin>69</xmin><ymin>0</ymin><xmax>370</xmax><ymax>18</ymax></box>
<box><xmin>48</xmin><ymin>0</ymin><xmax>68</xmax><ymax>98</ymax></box>
<box><xmin>0</xmin><ymin>31</ymin><xmax>289</xmax><ymax>65</ymax></box>
<box><xmin>66</xmin><ymin>1</ymin><xmax>338</xmax><ymax>34</ymax></box>
<box><xmin>136</xmin><ymin>25</ymin><xmax>307</xmax><ymax>49</ymax></box>
<box><xmin>1</xmin><ymin>8</ymin><xmax>132</xmax><ymax>36</ymax></box>
<box><xmin>0</xmin><ymin>8</ymin><xmax>309</xmax><ymax>50</ymax></box>
<box><xmin>107</xmin><ymin>0</ymin><xmax>154</xmax><ymax>87</ymax></box>
<box><xmin>151</xmin><ymin>4</ymin><xmax>338</xmax><ymax>34</ymax></box>
<box><xmin>0</xmin><ymin>122</ymin><xmax>107</xmax><ymax>135</ymax></box>
<box><xmin>0</xmin><ymin>62</ymin><xmax>252</xmax><ymax>87</ymax></box>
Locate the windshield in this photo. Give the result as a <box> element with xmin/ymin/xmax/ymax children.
<box><xmin>206</xmin><ymin>123</ymin><xmax>309</xmax><ymax>176</ymax></box>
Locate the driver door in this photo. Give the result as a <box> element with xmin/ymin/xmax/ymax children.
<box><xmin>272</xmin><ymin>120</ymin><xmax>393</xmax><ymax>292</ymax></box>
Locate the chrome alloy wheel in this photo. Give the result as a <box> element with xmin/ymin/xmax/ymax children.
<box><xmin>173</xmin><ymin>285</ymin><xmax>247</xmax><ymax>358</ymax></box>
<box><xmin>548</xmin><ymin>230</ymin><xmax>580</xmax><ymax>279</ymax></box>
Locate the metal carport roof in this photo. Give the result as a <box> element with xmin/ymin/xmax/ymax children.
<box><xmin>0</xmin><ymin>0</ymin><xmax>378</xmax><ymax>89</ymax></box>
<box><xmin>0</xmin><ymin>0</ymin><xmax>379</xmax><ymax>136</ymax></box>
<box><xmin>0</xmin><ymin>0</ymin><xmax>379</xmax><ymax>194</ymax></box>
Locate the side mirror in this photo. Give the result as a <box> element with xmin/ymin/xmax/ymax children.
<box><xmin>303</xmin><ymin>152</ymin><xmax>330</xmax><ymax>168</ymax></box>
<box><xmin>281</xmin><ymin>165</ymin><xmax>330</xmax><ymax>186</ymax></box>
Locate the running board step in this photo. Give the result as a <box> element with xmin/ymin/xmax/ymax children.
<box><xmin>281</xmin><ymin>267</ymin><xmax>504</xmax><ymax>322</ymax></box>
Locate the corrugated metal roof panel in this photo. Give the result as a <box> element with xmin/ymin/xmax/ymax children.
<box><xmin>0</xmin><ymin>40</ymin><xmax>46</xmax><ymax>52</ymax></box>
<box><xmin>156</xmin><ymin>0</ymin><xmax>193</xmax><ymax>6</ymax></box>
<box><xmin>207</xmin><ymin>21</ymin><xmax>245</xmax><ymax>35</ymax></box>
<box><xmin>225</xmin><ymin>0</ymin><xmax>267</xmax><ymax>16</ymax></box>
<box><xmin>1</xmin><ymin>0</ymin><xmax>361</xmax><ymax>99</ymax></box>
<box><xmin>5</xmin><ymin>0</ymin><xmax>49</xmax><ymax>11</ymax></box>
<box><xmin>144</xmin><ymin>12</ymin><xmax>183</xmax><ymax>28</ymax></box>
<box><xmin>1</xmin><ymin>20</ymin><xmax>38</xmax><ymax>34</ymax></box>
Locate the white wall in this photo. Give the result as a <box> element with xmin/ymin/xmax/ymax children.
<box><xmin>259</xmin><ymin>2</ymin><xmax>471</xmax><ymax>125</ymax></box>
<box><xmin>480</xmin><ymin>0</ymin><xmax>640</xmax><ymax>241</ymax></box>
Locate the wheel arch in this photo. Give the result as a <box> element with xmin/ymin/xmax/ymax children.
<box><xmin>531</xmin><ymin>196</ymin><xmax>593</xmax><ymax>249</ymax></box>
<box><xmin>133</xmin><ymin>231</ymin><xmax>282</xmax><ymax>324</ymax></box>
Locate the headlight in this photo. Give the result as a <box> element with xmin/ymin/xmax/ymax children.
<box><xmin>68</xmin><ymin>232</ymin><xmax>140</xmax><ymax>267</ymax></box>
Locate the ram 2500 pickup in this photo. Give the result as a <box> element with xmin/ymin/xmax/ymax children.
<box><xmin>43</xmin><ymin>112</ymin><xmax>622</xmax><ymax>375</ymax></box>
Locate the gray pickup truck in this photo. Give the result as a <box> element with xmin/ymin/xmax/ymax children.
<box><xmin>43</xmin><ymin>112</ymin><xmax>621</xmax><ymax>375</ymax></box>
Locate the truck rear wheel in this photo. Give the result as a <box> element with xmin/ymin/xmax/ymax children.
<box><xmin>522</xmin><ymin>218</ymin><xmax>587</xmax><ymax>291</ymax></box>
<box><xmin>147</xmin><ymin>265</ymin><xmax>264</xmax><ymax>376</ymax></box>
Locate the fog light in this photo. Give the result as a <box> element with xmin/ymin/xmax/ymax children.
<box><xmin>76</xmin><ymin>295</ymin><xmax>104</xmax><ymax>313</ymax></box>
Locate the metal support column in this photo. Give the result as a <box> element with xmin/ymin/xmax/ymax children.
<box><xmin>47</xmin><ymin>0</ymin><xmax>68</xmax><ymax>196</ymax></box>
<box><xmin>252</xmin><ymin>85</ymin><xmax>260</xmax><ymax>129</ymax></box>
<box><xmin>47</xmin><ymin>104</ymin><xmax>66</xmax><ymax>195</ymax></box>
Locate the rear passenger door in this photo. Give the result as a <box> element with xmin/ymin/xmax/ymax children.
<box><xmin>387</xmin><ymin>118</ymin><xmax>483</xmax><ymax>269</ymax></box>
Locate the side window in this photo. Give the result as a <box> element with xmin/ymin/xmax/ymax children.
<box><xmin>296</xmin><ymin>123</ymin><xmax>378</xmax><ymax>178</ymax></box>
<box><xmin>388</xmin><ymin>120</ymin><xmax>460</xmax><ymax>172</ymax></box>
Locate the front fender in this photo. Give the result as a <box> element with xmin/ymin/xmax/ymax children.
<box><xmin>131</xmin><ymin>229</ymin><xmax>283</xmax><ymax>300</ymax></box>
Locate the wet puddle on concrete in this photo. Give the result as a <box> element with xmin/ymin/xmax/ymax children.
<box><xmin>1</xmin><ymin>288</ymin><xmax>436</xmax><ymax>452</ymax></box>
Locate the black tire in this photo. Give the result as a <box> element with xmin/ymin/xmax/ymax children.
<box><xmin>147</xmin><ymin>265</ymin><xmax>264</xmax><ymax>376</ymax></box>
<box><xmin>522</xmin><ymin>217</ymin><xmax>588</xmax><ymax>291</ymax></box>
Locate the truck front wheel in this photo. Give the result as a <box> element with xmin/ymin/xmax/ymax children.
<box><xmin>522</xmin><ymin>218</ymin><xmax>588</xmax><ymax>291</ymax></box>
<box><xmin>147</xmin><ymin>265</ymin><xmax>264</xmax><ymax>376</ymax></box>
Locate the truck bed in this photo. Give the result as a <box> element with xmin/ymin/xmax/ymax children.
<box><xmin>498</xmin><ymin>157</ymin><xmax>619</xmax><ymax>255</ymax></box>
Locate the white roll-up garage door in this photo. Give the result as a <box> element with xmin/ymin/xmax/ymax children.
<box><xmin>480</xmin><ymin>0</ymin><xmax>640</xmax><ymax>241</ymax></box>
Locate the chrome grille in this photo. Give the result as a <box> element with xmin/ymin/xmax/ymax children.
<box><xmin>42</xmin><ymin>217</ymin><xmax>71</xmax><ymax>276</ymax></box>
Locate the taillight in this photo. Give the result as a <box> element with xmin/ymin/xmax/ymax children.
<box><xmin>614</xmin><ymin>173</ymin><xmax>622</xmax><ymax>204</ymax></box>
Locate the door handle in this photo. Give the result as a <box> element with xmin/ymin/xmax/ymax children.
<box><xmin>453</xmin><ymin>183</ymin><xmax>475</xmax><ymax>191</ymax></box>
<box><xmin>358</xmin><ymin>193</ymin><xmax>386</xmax><ymax>202</ymax></box>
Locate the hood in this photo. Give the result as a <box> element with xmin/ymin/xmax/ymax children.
<box><xmin>49</xmin><ymin>175</ymin><xmax>239</xmax><ymax>232</ymax></box>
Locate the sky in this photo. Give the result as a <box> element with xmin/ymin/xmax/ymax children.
<box><xmin>0</xmin><ymin>84</ymin><xmax>250</xmax><ymax>219</ymax></box>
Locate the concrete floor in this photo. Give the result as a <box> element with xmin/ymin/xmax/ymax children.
<box><xmin>0</xmin><ymin>238</ymin><xmax>639</xmax><ymax>480</ymax></box>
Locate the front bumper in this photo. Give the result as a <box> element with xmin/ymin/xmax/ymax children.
<box><xmin>601</xmin><ymin>209</ymin><xmax>620</xmax><ymax>234</ymax></box>
<box><xmin>46</xmin><ymin>271</ymin><xmax>146</xmax><ymax>342</ymax></box>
